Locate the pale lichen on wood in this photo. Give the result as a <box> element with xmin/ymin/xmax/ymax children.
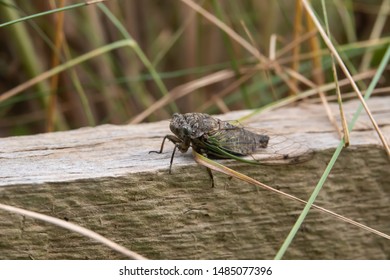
<box><xmin>0</xmin><ymin>97</ymin><xmax>389</xmax><ymax>259</ymax></box>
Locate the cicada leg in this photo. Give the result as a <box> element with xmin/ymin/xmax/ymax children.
<box><xmin>149</xmin><ymin>135</ymin><xmax>181</xmax><ymax>154</ymax></box>
<box><xmin>149</xmin><ymin>135</ymin><xmax>190</xmax><ymax>174</ymax></box>
<box><xmin>205</xmin><ymin>166</ymin><xmax>215</xmax><ymax>188</ymax></box>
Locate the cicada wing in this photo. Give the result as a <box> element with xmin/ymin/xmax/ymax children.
<box><xmin>244</xmin><ymin>128</ymin><xmax>313</xmax><ymax>164</ymax></box>
<box><xmin>206</xmin><ymin>125</ymin><xmax>268</xmax><ymax>156</ymax></box>
<box><xmin>202</xmin><ymin>122</ymin><xmax>312</xmax><ymax>165</ymax></box>
<box><xmin>204</xmin><ymin>128</ymin><xmax>244</xmax><ymax>156</ymax></box>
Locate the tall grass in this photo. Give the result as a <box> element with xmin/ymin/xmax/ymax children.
<box><xmin>0</xmin><ymin>0</ymin><xmax>388</xmax><ymax>136</ymax></box>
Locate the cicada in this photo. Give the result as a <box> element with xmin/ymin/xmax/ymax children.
<box><xmin>149</xmin><ymin>113</ymin><xmax>311</xmax><ymax>185</ymax></box>
<box><xmin>151</xmin><ymin>113</ymin><xmax>269</xmax><ymax>167</ymax></box>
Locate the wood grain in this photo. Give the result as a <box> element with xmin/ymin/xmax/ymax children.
<box><xmin>0</xmin><ymin>97</ymin><xmax>389</xmax><ymax>259</ymax></box>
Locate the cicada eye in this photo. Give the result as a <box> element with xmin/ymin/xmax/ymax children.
<box><xmin>183</xmin><ymin>126</ymin><xmax>192</xmax><ymax>136</ymax></box>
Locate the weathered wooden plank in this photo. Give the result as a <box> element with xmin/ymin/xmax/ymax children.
<box><xmin>0</xmin><ymin>97</ymin><xmax>389</xmax><ymax>259</ymax></box>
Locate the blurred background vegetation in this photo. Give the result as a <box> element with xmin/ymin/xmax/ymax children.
<box><xmin>0</xmin><ymin>0</ymin><xmax>389</xmax><ymax>136</ymax></box>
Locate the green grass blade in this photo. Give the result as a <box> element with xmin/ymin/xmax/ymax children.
<box><xmin>0</xmin><ymin>40</ymin><xmax>135</xmax><ymax>103</ymax></box>
<box><xmin>97</xmin><ymin>3</ymin><xmax>178</xmax><ymax>114</ymax></box>
<box><xmin>0</xmin><ymin>1</ymin><xmax>87</xmax><ymax>28</ymax></box>
<box><xmin>274</xmin><ymin>43</ymin><xmax>390</xmax><ymax>259</ymax></box>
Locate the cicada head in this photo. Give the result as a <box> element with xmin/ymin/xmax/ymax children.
<box><xmin>169</xmin><ymin>113</ymin><xmax>193</xmax><ymax>141</ymax></box>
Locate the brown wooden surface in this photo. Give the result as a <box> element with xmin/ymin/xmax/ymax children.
<box><xmin>0</xmin><ymin>97</ymin><xmax>389</xmax><ymax>259</ymax></box>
